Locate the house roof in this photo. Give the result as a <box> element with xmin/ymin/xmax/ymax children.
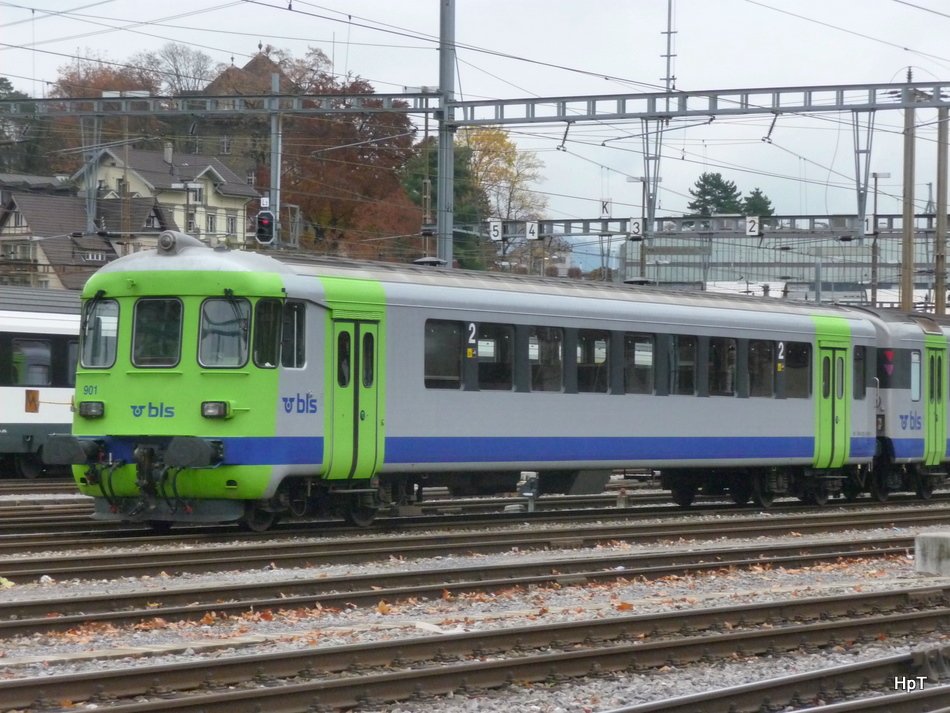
<box><xmin>38</xmin><ymin>234</ymin><xmax>117</xmax><ymax>290</ymax></box>
<box><xmin>6</xmin><ymin>192</ymin><xmax>88</xmax><ymax>237</ymax></box>
<box><xmin>0</xmin><ymin>173</ymin><xmax>72</xmax><ymax>193</ymax></box>
<box><xmin>96</xmin><ymin>196</ymin><xmax>178</xmax><ymax>233</ymax></box>
<box><xmin>90</xmin><ymin>148</ymin><xmax>260</xmax><ymax>200</ymax></box>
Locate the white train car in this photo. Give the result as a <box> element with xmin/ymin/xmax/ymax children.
<box><xmin>0</xmin><ymin>286</ymin><xmax>80</xmax><ymax>477</ymax></box>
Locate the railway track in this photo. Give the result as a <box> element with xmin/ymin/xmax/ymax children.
<box><xmin>0</xmin><ymin>535</ymin><xmax>921</xmax><ymax>637</ymax></box>
<box><xmin>1</xmin><ymin>503</ymin><xmax>949</xmax><ymax>577</ymax></box>
<box><xmin>5</xmin><ymin>586</ymin><xmax>948</xmax><ymax>711</ymax></box>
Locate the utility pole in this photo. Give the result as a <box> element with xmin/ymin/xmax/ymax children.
<box><xmin>901</xmin><ymin>70</ymin><xmax>916</xmax><ymax>312</ymax></box>
<box><xmin>269</xmin><ymin>73</ymin><xmax>282</xmax><ymax>247</ymax></box>
<box><xmin>870</xmin><ymin>171</ymin><xmax>890</xmax><ymax>308</ymax></box>
<box><xmin>937</xmin><ymin>106</ymin><xmax>948</xmax><ymax>315</ymax></box>
<box><xmin>436</xmin><ymin>0</ymin><xmax>456</xmax><ymax>266</ymax></box>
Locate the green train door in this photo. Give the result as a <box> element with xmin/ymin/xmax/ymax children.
<box><xmin>924</xmin><ymin>339</ymin><xmax>947</xmax><ymax>466</ymax></box>
<box><xmin>815</xmin><ymin>343</ymin><xmax>849</xmax><ymax>469</ymax></box>
<box><xmin>326</xmin><ymin>320</ymin><xmax>380</xmax><ymax>480</ymax></box>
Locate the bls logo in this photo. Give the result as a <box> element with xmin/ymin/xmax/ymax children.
<box><xmin>282</xmin><ymin>392</ymin><xmax>318</xmax><ymax>414</ymax></box>
<box><xmin>899</xmin><ymin>410</ymin><xmax>922</xmax><ymax>431</ymax></box>
<box><xmin>130</xmin><ymin>402</ymin><xmax>176</xmax><ymax>418</ymax></box>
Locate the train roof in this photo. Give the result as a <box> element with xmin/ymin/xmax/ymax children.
<box><xmin>0</xmin><ymin>286</ymin><xmax>80</xmax><ymax>315</ymax></box>
<box><xmin>275</xmin><ymin>251</ymin><xmax>871</xmax><ymax>320</ymax></box>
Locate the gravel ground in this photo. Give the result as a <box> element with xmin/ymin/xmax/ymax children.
<box><xmin>1</xmin><ymin>507</ymin><xmax>949</xmax><ymax>711</ymax></box>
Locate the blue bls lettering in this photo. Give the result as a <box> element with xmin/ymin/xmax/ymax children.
<box><xmin>130</xmin><ymin>402</ymin><xmax>175</xmax><ymax>418</ymax></box>
<box><xmin>282</xmin><ymin>392</ymin><xmax>318</xmax><ymax>414</ymax></box>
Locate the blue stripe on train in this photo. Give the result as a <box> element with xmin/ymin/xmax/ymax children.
<box><xmin>385</xmin><ymin>436</ymin><xmax>820</xmax><ymax>464</ymax></box>
<box><xmin>100</xmin><ymin>435</ymin><xmax>880</xmax><ymax>467</ymax></box>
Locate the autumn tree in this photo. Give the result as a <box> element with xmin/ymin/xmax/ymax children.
<box><xmin>0</xmin><ymin>78</ymin><xmax>42</xmax><ymax>173</ymax></box>
<box><xmin>128</xmin><ymin>43</ymin><xmax>216</xmax><ymax>94</ymax></box>
<box><xmin>459</xmin><ymin>126</ymin><xmax>547</xmax><ymax>221</ymax></box>
<box><xmin>401</xmin><ymin>135</ymin><xmax>494</xmax><ymax>269</ymax></box>
<box><xmin>43</xmin><ymin>54</ymin><xmax>163</xmax><ymax>173</ymax></box>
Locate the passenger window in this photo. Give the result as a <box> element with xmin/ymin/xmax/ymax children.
<box><xmin>425</xmin><ymin>320</ymin><xmax>463</xmax><ymax>389</ymax></box>
<box><xmin>80</xmin><ymin>298</ymin><xmax>118</xmax><ymax>368</ymax></box>
<box><xmin>577</xmin><ymin>329</ymin><xmax>609</xmax><ymax>393</ymax></box>
<box><xmin>478</xmin><ymin>323</ymin><xmax>514</xmax><ymax>390</ymax></box>
<box><xmin>784</xmin><ymin>342</ymin><xmax>811</xmax><ymax>398</ymax></box>
<box><xmin>836</xmin><ymin>356</ymin><xmax>845</xmax><ymax>399</ymax></box>
<box><xmin>624</xmin><ymin>333</ymin><xmax>654</xmax><ymax>394</ymax></box>
<box><xmin>708</xmin><ymin>337</ymin><xmax>736</xmax><ymax>396</ymax></box>
<box><xmin>253</xmin><ymin>299</ymin><xmax>281</xmax><ymax>368</ymax></box>
<box><xmin>132</xmin><ymin>298</ymin><xmax>182</xmax><ymax>367</ymax></box>
<box><xmin>362</xmin><ymin>332</ymin><xmax>374</xmax><ymax>387</ymax></box>
<box><xmin>338</xmin><ymin>331</ymin><xmax>351</xmax><ymax>387</ymax></box>
<box><xmin>12</xmin><ymin>339</ymin><xmax>51</xmax><ymax>386</ymax></box>
<box><xmin>822</xmin><ymin>356</ymin><xmax>832</xmax><ymax>399</ymax></box>
<box><xmin>671</xmin><ymin>335</ymin><xmax>697</xmax><ymax>395</ymax></box>
<box><xmin>529</xmin><ymin>326</ymin><xmax>563</xmax><ymax>392</ymax></box>
<box><xmin>199</xmin><ymin>298</ymin><xmax>250</xmax><ymax>368</ymax></box>
<box><xmin>281</xmin><ymin>302</ymin><xmax>305</xmax><ymax>368</ymax></box>
<box><xmin>66</xmin><ymin>340</ymin><xmax>78</xmax><ymax>387</ymax></box>
<box><xmin>911</xmin><ymin>350</ymin><xmax>921</xmax><ymax>402</ymax></box>
<box><xmin>749</xmin><ymin>340</ymin><xmax>774</xmax><ymax>397</ymax></box>
<box><xmin>853</xmin><ymin>346</ymin><xmax>866</xmax><ymax>400</ymax></box>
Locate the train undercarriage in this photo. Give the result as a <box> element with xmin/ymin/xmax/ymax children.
<box><xmin>660</xmin><ymin>453</ymin><xmax>944</xmax><ymax>509</ymax></box>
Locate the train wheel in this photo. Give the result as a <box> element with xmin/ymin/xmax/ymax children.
<box><xmin>810</xmin><ymin>485</ymin><xmax>830</xmax><ymax>506</ymax></box>
<box><xmin>670</xmin><ymin>483</ymin><xmax>695</xmax><ymax>508</ymax></box>
<box><xmin>916</xmin><ymin>477</ymin><xmax>935</xmax><ymax>500</ymax></box>
<box><xmin>730</xmin><ymin>482</ymin><xmax>753</xmax><ymax>506</ymax></box>
<box><xmin>14</xmin><ymin>454</ymin><xmax>43</xmax><ymax>479</ymax></box>
<box><xmin>241</xmin><ymin>505</ymin><xmax>278</xmax><ymax>532</ymax></box>
<box><xmin>841</xmin><ymin>479</ymin><xmax>862</xmax><ymax>502</ymax></box>
<box><xmin>869</xmin><ymin>472</ymin><xmax>890</xmax><ymax>502</ymax></box>
<box><xmin>344</xmin><ymin>504</ymin><xmax>377</xmax><ymax>527</ymax></box>
<box><xmin>752</xmin><ymin>475</ymin><xmax>775</xmax><ymax>508</ymax></box>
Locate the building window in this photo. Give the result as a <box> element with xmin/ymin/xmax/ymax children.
<box><xmin>226</xmin><ymin>215</ymin><xmax>237</xmax><ymax>235</ymax></box>
<box><xmin>206</xmin><ymin>213</ymin><xmax>217</xmax><ymax>235</ymax></box>
<box><xmin>246</xmin><ymin>172</ymin><xmax>256</xmax><ymax>187</ymax></box>
<box><xmin>189</xmin><ymin>186</ymin><xmax>203</xmax><ymax>204</ymax></box>
<box><xmin>220</xmin><ymin>135</ymin><xmax>232</xmax><ymax>155</ymax></box>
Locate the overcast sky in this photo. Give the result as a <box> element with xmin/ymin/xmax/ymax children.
<box><xmin>3</xmin><ymin>0</ymin><xmax>949</xmax><ymax>223</ymax></box>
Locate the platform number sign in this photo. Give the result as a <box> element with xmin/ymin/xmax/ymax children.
<box><xmin>628</xmin><ymin>218</ymin><xmax>643</xmax><ymax>239</ymax></box>
<box><xmin>466</xmin><ymin>322</ymin><xmax>478</xmax><ymax>359</ymax></box>
<box><xmin>488</xmin><ymin>219</ymin><xmax>503</xmax><ymax>242</ymax></box>
<box><xmin>601</xmin><ymin>199</ymin><xmax>612</xmax><ymax>219</ymax></box>
<box><xmin>745</xmin><ymin>216</ymin><xmax>760</xmax><ymax>237</ymax></box>
<box><xmin>525</xmin><ymin>221</ymin><xmax>540</xmax><ymax>240</ymax></box>
<box><xmin>864</xmin><ymin>215</ymin><xmax>874</xmax><ymax>236</ymax></box>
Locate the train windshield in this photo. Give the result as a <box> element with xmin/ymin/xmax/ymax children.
<box><xmin>80</xmin><ymin>299</ymin><xmax>119</xmax><ymax>368</ymax></box>
<box><xmin>199</xmin><ymin>297</ymin><xmax>250</xmax><ymax>367</ymax></box>
<box><xmin>132</xmin><ymin>299</ymin><xmax>183</xmax><ymax>367</ymax></box>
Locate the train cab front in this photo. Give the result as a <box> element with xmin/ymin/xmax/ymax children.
<box><xmin>50</xmin><ymin>233</ymin><xmax>289</xmax><ymax>528</ymax></box>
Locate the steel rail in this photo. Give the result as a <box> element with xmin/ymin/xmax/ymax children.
<box><xmin>9</xmin><ymin>600</ymin><xmax>950</xmax><ymax>711</ymax></box>
<box><xmin>0</xmin><ymin>538</ymin><xmax>915</xmax><ymax>637</ymax></box>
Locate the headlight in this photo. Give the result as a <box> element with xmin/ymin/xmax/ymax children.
<box><xmin>201</xmin><ymin>401</ymin><xmax>230</xmax><ymax>418</ymax></box>
<box><xmin>78</xmin><ymin>401</ymin><xmax>104</xmax><ymax>418</ymax></box>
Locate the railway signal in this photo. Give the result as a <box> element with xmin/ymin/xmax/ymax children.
<box><xmin>255</xmin><ymin>210</ymin><xmax>275</xmax><ymax>244</ymax></box>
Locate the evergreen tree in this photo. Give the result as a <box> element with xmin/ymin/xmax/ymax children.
<box><xmin>687</xmin><ymin>172</ymin><xmax>743</xmax><ymax>216</ymax></box>
<box><xmin>742</xmin><ymin>187</ymin><xmax>775</xmax><ymax>216</ymax></box>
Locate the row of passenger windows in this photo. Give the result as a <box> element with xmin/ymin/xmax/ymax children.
<box><xmin>425</xmin><ymin>319</ymin><xmax>869</xmax><ymax>400</ymax></box>
<box><xmin>81</xmin><ymin>298</ymin><xmax>307</xmax><ymax>370</ymax></box>
<box><xmin>0</xmin><ymin>335</ymin><xmax>78</xmax><ymax>387</ymax></box>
